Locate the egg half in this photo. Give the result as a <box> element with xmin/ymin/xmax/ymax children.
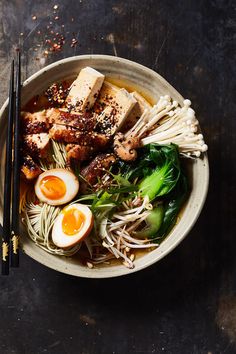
<box><xmin>52</xmin><ymin>203</ymin><xmax>94</xmax><ymax>248</ymax></box>
<box><xmin>35</xmin><ymin>168</ymin><xmax>79</xmax><ymax>206</ymax></box>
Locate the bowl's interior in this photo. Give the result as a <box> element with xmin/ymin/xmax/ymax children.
<box><xmin>0</xmin><ymin>55</ymin><xmax>209</xmax><ymax>278</ymax></box>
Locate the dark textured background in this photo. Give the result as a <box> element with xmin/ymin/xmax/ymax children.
<box><xmin>0</xmin><ymin>1</ymin><xmax>235</xmax><ymax>353</ymax></box>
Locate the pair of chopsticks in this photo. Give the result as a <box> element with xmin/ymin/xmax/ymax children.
<box><xmin>1</xmin><ymin>52</ymin><xmax>21</xmax><ymax>275</ymax></box>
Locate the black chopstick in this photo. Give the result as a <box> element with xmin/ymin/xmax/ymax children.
<box><xmin>11</xmin><ymin>51</ymin><xmax>21</xmax><ymax>268</ymax></box>
<box><xmin>1</xmin><ymin>61</ymin><xmax>14</xmax><ymax>275</ymax></box>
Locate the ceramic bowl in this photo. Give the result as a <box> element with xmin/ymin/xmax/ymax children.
<box><xmin>0</xmin><ymin>55</ymin><xmax>209</xmax><ymax>278</ymax></box>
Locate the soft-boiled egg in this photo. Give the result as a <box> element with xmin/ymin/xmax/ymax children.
<box><xmin>52</xmin><ymin>203</ymin><xmax>93</xmax><ymax>248</ymax></box>
<box><xmin>35</xmin><ymin>168</ymin><xmax>79</xmax><ymax>206</ymax></box>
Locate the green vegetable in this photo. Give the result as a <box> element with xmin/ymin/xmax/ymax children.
<box><xmin>83</xmin><ymin>143</ymin><xmax>188</xmax><ymax>243</ymax></box>
<box><xmin>157</xmin><ymin>173</ymin><xmax>189</xmax><ymax>238</ymax></box>
<box><xmin>135</xmin><ymin>205</ymin><xmax>164</xmax><ymax>238</ymax></box>
<box><xmin>113</xmin><ymin>143</ymin><xmax>188</xmax><ymax>239</ymax></box>
<box><xmin>116</xmin><ymin>143</ymin><xmax>180</xmax><ymax>184</ymax></box>
<box><xmin>137</xmin><ymin>144</ymin><xmax>181</xmax><ymax>201</ymax></box>
<box><xmin>92</xmin><ymin>191</ymin><xmax>114</xmax><ymax>209</ymax></box>
<box><xmin>111</xmin><ymin>173</ymin><xmax>132</xmax><ymax>187</ymax></box>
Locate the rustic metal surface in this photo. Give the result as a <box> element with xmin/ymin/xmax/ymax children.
<box><xmin>0</xmin><ymin>0</ymin><xmax>235</xmax><ymax>353</ymax></box>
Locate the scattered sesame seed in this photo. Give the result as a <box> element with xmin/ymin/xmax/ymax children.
<box><xmin>32</xmin><ymin>15</ymin><xmax>37</xmax><ymax>21</ymax></box>
<box><xmin>53</xmin><ymin>4</ymin><xmax>59</xmax><ymax>10</ymax></box>
<box><xmin>54</xmin><ymin>16</ymin><xmax>59</xmax><ymax>20</ymax></box>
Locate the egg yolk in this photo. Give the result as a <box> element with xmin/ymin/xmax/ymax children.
<box><xmin>62</xmin><ymin>208</ymin><xmax>85</xmax><ymax>236</ymax></box>
<box><xmin>40</xmin><ymin>176</ymin><xmax>66</xmax><ymax>200</ymax></box>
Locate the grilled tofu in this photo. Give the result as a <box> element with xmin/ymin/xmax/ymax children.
<box><xmin>21</xmin><ymin>155</ymin><xmax>42</xmax><ymax>180</ymax></box>
<box><xmin>23</xmin><ymin>133</ymin><xmax>50</xmax><ymax>158</ymax></box>
<box><xmin>122</xmin><ymin>91</ymin><xmax>151</xmax><ymax>132</ymax></box>
<box><xmin>95</xmin><ymin>82</ymin><xmax>137</xmax><ymax>135</ymax></box>
<box><xmin>66</xmin><ymin>67</ymin><xmax>105</xmax><ymax>112</ymax></box>
<box><xmin>80</xmin><ymin>153</ymin><xmax>116</xmax><ymax>186</ymax></box>
<box><xmin>94</xmin><ymin>81</ymin><xmax>119</xmax><ymax>112</ymax></box>
<box><xmin>21</xmin><ymin>111</ymin><xmax>50</xmax><ymax>134</ymax></box>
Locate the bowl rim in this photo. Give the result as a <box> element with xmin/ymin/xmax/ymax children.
<box><xmin>0</xmin><ymin>54</ymin><xmax>209</xmax><ymax>278</ymax></box>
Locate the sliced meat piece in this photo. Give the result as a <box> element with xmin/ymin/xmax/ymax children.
<box><xmin>49</xmin><ymin>124</ymin><xmax>110</xmax><ymax>147</ymax></box>
<box><xmin>21</xmin><ymin>111</ymin><xmax>50</xmax><ymax>134</ymax></box>
<box><xmin>96</xmin><ymin>87</ymin><xmax>137</xmax><ymax>135</ymax></box>
<box><xmin>22</xmin><ymin>133</ymin><xmax>50</xmax><ymax>158</ymax></box>
<box><xmin>80</xmin><ymin>153</ymin><xmax>116</xmax><ymax>186</ymax></box>
<box><xmin>122</xmin><ymin>91</ymin><xmax>151</xmax><ymax>132</ymax></box>
<box><xmin>49</xmin><ymin>124</ymin><xmax>81</xmax><ymax>143</ymax></box>
<box><xmin>21</xmin><ymin>155</ymin><xmax>42</xmax><ymax>180</ymax></box>
<box><xmin>91</xmin><ymin>132</ymin><xmax>111</xmax><ymax>149</ymax></box>
<box><xmin>46</xmin><ymin>108</ymin><xmax>61</xmax><ymax>124</ymax></box>
<box><xmin>66</xmin><ymin>67</ymin><xmax>105</xmax><ymax>112</ymax></box>
<box><xmin>66</xmin><ymin>144</ymin><xmax>94</xmax><ymax>164</ymax></box>
<box><xmin>46</xmin><ymin>108</ymin><xmax>96</xmax><ymax>131</ymax></box>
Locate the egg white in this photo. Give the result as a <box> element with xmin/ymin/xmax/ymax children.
<box><xmin>34</xmin><ymin>168</ymin><xmax>79</xmax><ymax>206</ymax></box>
<box><xmin>52</xmin><ymin>203</ymin><xmax>94</xmax><ymax>248</ymax></box>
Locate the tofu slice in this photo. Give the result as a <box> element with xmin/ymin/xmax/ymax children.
<box><xmin>95</xmin><ymin>81</ymin><xmax>119</xmax><ymax>109</ymax></box>
<box><xmin>97</xmin><ymin>87</ymin><xmax>137</xmax><ymax>134</ymax></box>
<box><xmin>66</xmin><ymin>67</ymin><xmax>105</xmax><ymax>112</ymax></box>
<box><xmin>23</xmin><ymin>133</ymin><xmax>50</xmax><ymax>158</ymax></box>
<box><xmin>122</xmin><ymin>91</ymin><xmax>151</xmax><ymax>132</ymax></box>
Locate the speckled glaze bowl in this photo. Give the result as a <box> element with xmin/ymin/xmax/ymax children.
<box><xmin>0</xmin><ymin>55</ymin><xmax>209</xmax><ymax>278</ymax></box>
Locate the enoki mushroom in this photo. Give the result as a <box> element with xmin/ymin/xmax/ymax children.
<box><xmin>87</xmin><ymin>196</ymin><xmax>159</xmax><ymax>269</ymax></box>
<box><xmin>119</xmin><ymin>96</ymin><xmax>208</xmax><ymax>158</ymax></box>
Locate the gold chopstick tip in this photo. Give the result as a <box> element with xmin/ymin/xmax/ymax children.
<box><xmin>2</xmin><ymin>242</ymin><xmax>9</xmax><ymax>261</ymax></box>
<box><xmin>11</xmin><ymin>234</ymin><xmax>19</xmax><ymax>254</ymax></box>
